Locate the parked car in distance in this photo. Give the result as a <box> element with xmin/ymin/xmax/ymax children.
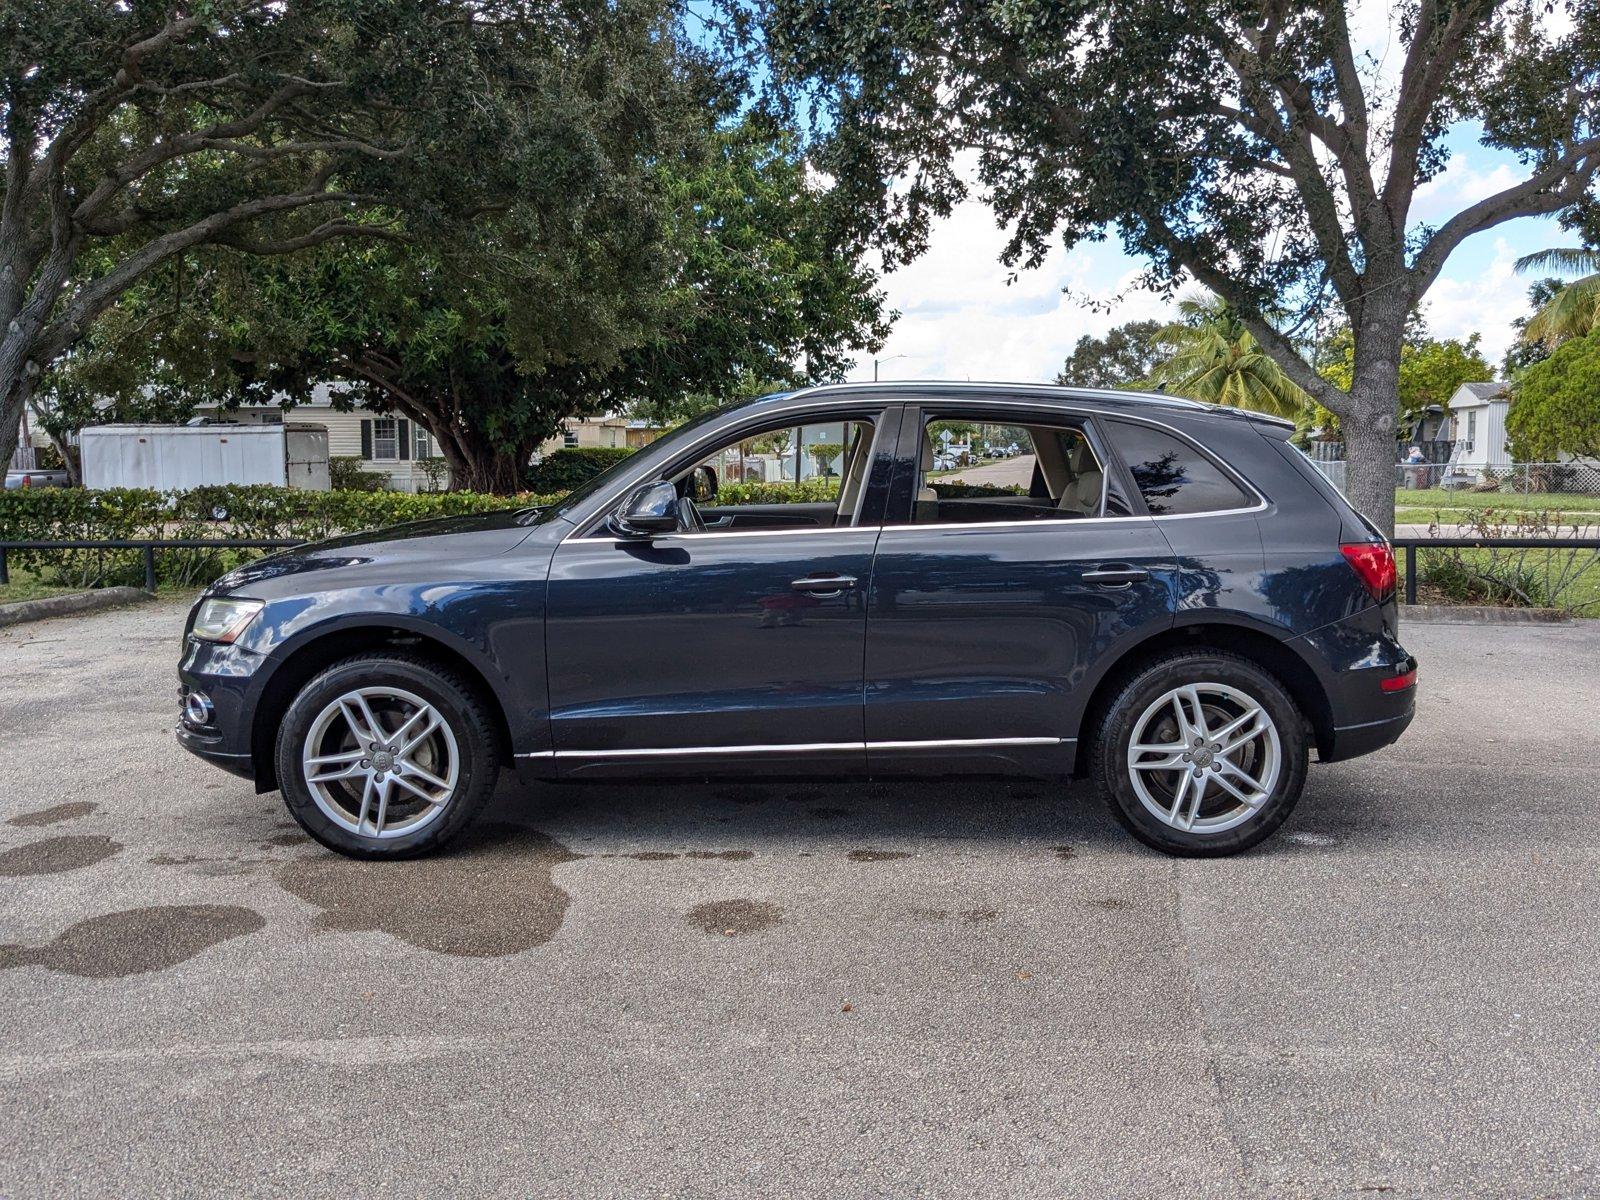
<box><xmin>177</xmin><ymin>382</ymin><xmax>1415</xmax><ymax>859</ymax></box>
<box><xmin>4</xmin><ymin>469</ymin><xmax>70</xmax><ymax>489</ymax></box>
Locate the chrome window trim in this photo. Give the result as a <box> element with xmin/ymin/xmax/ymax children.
<box><xmin>517</xmin><ymin>735</ymin><xmax>1070</xmax><ymax>759</ymax></box>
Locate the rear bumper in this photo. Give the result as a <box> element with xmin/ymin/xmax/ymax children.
<box><xmin>1322</xmin><ymin>704</ymin><xmax>1415</xmax><ymax>763</ymax></box>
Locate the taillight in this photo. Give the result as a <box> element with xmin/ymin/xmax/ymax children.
<box><xmin>1341</xmin><ymin>541</ymin><xmax>1396</xmax><ymax>601</ymax></box>
<box><xmin>1380</xmin><ymin>668</ymin><xmax>1416</xmax><ymax>693</ymax></box>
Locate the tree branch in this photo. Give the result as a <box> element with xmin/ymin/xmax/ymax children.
<box><xmin>1411</xmin><ymin>140</ymin><xmax>1600</xmax><ymax>289</ymax></box>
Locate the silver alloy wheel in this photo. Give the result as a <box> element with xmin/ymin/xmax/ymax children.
<box><xmin>301</xmin><ymin>686</ymin><xmax>460</xmax><ymax>840</ymax></box>
<box><xmin>1126</xmin><ymin>682</ymin><xmax>1282</xmax><ymax>835</ymax></box>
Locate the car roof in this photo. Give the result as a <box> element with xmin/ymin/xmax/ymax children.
<box><xmin>749</xmin><ymin>380</ymin><xmax>1291</xmax><ymax>427</ymax></box>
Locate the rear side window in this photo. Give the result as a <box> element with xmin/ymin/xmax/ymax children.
<box><xmin>1105</xmin><ymin>420</ymin><xmax>1252</xmax><ymax>515</ymax></box>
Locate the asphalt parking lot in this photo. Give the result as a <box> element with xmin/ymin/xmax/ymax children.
<box><xmin>2</xmin><ymin>600</ymin><xmax>1598</xmax><ymax>1198</ymax></box>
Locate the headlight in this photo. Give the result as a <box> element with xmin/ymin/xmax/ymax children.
<box><xmin>191</xmin><ymin>597</ymin><xmax>265</xmax><ymax>644</ymax></box>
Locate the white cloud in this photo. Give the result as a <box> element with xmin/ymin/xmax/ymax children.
<box><xmin>1420</xmin><ymin>237</ymin><xmax>1534</xmax><ymax>369</ymax></box>
<box><xmin>847</xmin><ymin>189</ymin><xmax>1174</xmax><ymax>384</ymax></box>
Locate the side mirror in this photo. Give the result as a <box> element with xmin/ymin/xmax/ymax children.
<box><xmin>615</xmin><ymin>481</ymin><xmax>682</xmax><ymax>537</ymax></box>
<box><xmin>687</xmin><ymin>464</ymin><xmax>719</xmax><ymax>505</ymax></box>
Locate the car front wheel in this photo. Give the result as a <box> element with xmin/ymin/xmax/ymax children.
<box><xmin>274</xmin><ymin>654</ymin><xmax>500</xmax><ymax>858</ymax></box>
<box><xmin>1093</xmin><ymin>651</ymin><xmax>1309</xmax><ymax>856</ymax></box>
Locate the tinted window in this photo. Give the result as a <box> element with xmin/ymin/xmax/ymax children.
<box><xmin>1106</xmin><ymin>421</ymin><xmax>1251</xmax><ymax>515</ymax></box>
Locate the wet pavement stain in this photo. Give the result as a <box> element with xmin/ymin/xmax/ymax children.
<box><xmin>961</xmin><ymin>908</ymin><xmax>1000</xmax><ymax>922</ymax></box>
<box><xmin>686</xmin><ymin>850</ymin><xmax>754</xmax><ymax>861</ymax></box>
<box><xmin>1053</xmin><ymin>845</ymin><xmax>1076</xmax><ymax>861</ymax></box>
<box><xmin>847</xmin><ymin>849</ymin><xmax>912</xmax><ymax>863</ymax></box>
<box><xmin>0</xmin><ymin>835</ymin><xmax>121</xmax><ymax>877</ymax></box>
<box><xmin>7</xmin><ymin>802</ymin><xmax>98</xmax><ymax>827</ymax></box>
<box><xmin>259</xmin><ymin>833</ymin><xmax>311</xmax><ymax>849</ymax></box>
<box><xmin>909</xmin><ymin>907</ymin><xmax>950</xmax><ymax>921</ymax></box>
<box><xmin>687</xmin><ymin>899</ymin><xmax>784</xmax><ymax>936</ymax></box>
<box><xmin>808</xmin><ymin>807</ymin><xmax>851</xmax><ymax>821</ymax></box>
<box><xmin>0</xmin><ymin>905</ymin><xmax>265</xmax><ymax>978</ymax></box>
<box><xmin>275</xmin><ymin>823</ymin><xmax>582</xmax><ymax>957</ymax></box>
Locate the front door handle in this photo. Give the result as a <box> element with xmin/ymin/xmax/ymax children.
<box><xmin>1083</xmin><ymin>565</ymin><xmax>1149</xmax><ymax>587</ymax></box>
<box><xmin>791</xmin><ymin>574</ymin><xmax>858</xmax><ymax>596</ymax></box>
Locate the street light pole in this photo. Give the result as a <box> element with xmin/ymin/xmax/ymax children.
<box><xmin>873</xmin><ymin>354</ymin><xmax>909</xmax><ymax>382</ymax></box>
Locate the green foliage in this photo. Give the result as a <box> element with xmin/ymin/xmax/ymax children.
<box><xmin>714</xmin><ymin>479</ymin><xmax>839</xmax><ymax>505</ymax></box>
<box><xmin>1055</xmin><ymin>321</ymin><xmax>1164</xmax><ymax>389</ymax></box>
<box><xmin>3</xmin><ymin>1</ymin><xmax>718</xmax><ymax>471</ymax></box>
<box><xmin>328</xmin><ymin>457</ymin><xmax>385</xmax><ymax>493</ymax></box>
<box><xmin>1506</xmin><ymin>331</ymin><xmax>1600</xmax><ymax>462</ymax></box>
<box><xmin>1314</xmin><ymin>322</ymin><xmax>1493</xmax><ymax>430</ymax></box>
<box><xmin>1515</xmin><ymin>248</ymin><xmax>1600</xmax><ymax>348</ymax></box>
<box><xmin>808</xmin><ymin>442</ymin><xmax>845</xmax><ymax>476</ymax></box>
<box><xmin>525</xmin><ymin>448</ymin><xmax>639</xmax><ymax>493</ymax></box>
<box><xmin>0</xmin><ymin>486</ymin><xmax>557</xmax><ymax>589</ymax></box>
<box><xmin>43</xmin><ymin>113</ymin><xmax>891</xmax><ymax>494</ymax></box>
<box><xmin>1147</xmin><ymin>297</ymin><xmax>1307</xmax><ymax>417</ymax></box>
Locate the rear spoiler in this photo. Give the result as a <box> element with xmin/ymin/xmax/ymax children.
<box><xmin>1229</xmin><ymin>409</ymin><xmax>1296</xmax><ymax>439</ymax></box>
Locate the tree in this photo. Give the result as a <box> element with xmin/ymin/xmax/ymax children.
<box><xmin>1146</xmin><ymin>296</ymin><xmax>1307</xmax><ymax>416</ymax></box>
<box><xmin>1054</xmin><ymin>320</ymin><xmax>1163</xmax><ymax>388</ymax></box>
<box><xmin>0</xmin><ymin>1</ymin><xmax>707</xmax><ymax>471</ymax></box>
<box><xmin>808</xmin><ymin>441</ymin><xmax>844</xmax><ymax>477</ymax></box>
<box><xmin>749</xmin><ymin>0</ymin><xmax>1600</xmax><ymax>533</ymax></box>
<box><xmin>1505</xmin><ymin>330</ymin><xmax>1600</xmax><ymax>461</ymax></box>
<box><xmin>42</xmin><ymin>115</ymin><xmax>889</xmax><ymax>492</ymax></box>
<box><xmin>1515</xmin><ymin>247</ymin><xmax>1600</xmax><ymax>346</ymax></box>
<box><xmin>1320</xmin><ymin>326</ymin><xmax>1493</xmax><ymax>413</ymax></box>
<box><xmin>1504</xmin><ymin>280</ymin><xmax>1564</xmax><ymax>375</ymax></box>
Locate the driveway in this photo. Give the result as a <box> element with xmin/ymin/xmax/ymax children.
<box><xmin>2</xmin><ymin>601</ymin><xmax>1598</xmax><ymax>1198</ymax></box>
<box><xmin>936</xmin><ymin>452</ymin><xmax>1036</xmax><ymax>489</ymax></box>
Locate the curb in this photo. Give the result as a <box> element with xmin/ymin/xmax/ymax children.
<box><xmin>0</xmin><ymin>586</ymin><xmax>154</xmax><ymax>629</ymax></box>
<box><xmin>1400</xmin><ymin>603</ymin><xmax>1570</xmax><ymax>625</ymax></box>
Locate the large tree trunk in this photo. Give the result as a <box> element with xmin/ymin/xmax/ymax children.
<box><xmin>426</xmin><ymin>421</ymin><xmax>533</xmax><ymax>494</ymax></box>
<box><xmin>0</xmin><ymin>368</ymin><xmax>39</xmax><ymax>474</ymax></box>
<box><xmin>1336</xmin><ymin>291</ymin><xmax>1410</xmax><ymax>538</ymax></box>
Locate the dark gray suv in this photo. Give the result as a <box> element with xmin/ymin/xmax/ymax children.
<box><xmin>177</xmin><ymin>383</ymin><xmax>1416</xmax><ymax>859</ymax></box>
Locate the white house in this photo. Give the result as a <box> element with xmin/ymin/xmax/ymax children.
<box><xmin>194</xmin><ymin>390</ymin><xmax>661</xmax><ymax>492</ymax></box>
<box><xmin>1444</xmin><ymin>381</ymin><xmax>1513</xmax><ymax>472</ymax></box>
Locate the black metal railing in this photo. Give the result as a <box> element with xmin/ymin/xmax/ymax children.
<box><xmin>1392</xmin><ymin>536</ymin><xmax>1600</xmax><ymax>605</ymax></box>
<box><xmin>0</xmin><ymin>539</ymin><xmax>300</xmax><ymax>593</ymax></box>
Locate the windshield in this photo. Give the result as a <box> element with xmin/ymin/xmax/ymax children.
<box><xmin>522</xmin><ymin>399</ymin><xmax>777</xmax><ymax>525</ymax></box>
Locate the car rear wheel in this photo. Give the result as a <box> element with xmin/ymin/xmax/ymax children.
<box><xmin>1092</xmin><ymin>651</ymin><xmax>1308</xmax><ymax>856</ymax></box>
<box><xmin>274</xmin><ymin>654</ymin><xmax>500</xmax><ymax>858</ymax></box>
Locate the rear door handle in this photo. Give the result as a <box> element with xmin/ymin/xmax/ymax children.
<box><xmin>791</xmin><ymin>574</ymin><xmax>858</xmax><ymax>596</ymax></box>
<box><xmin>1083</xmin><ymin>565</ymin><xmax>1149</xmax><ymax>587</ymax></box>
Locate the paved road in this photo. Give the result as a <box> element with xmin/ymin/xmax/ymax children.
<box><xmin>2</xmin><ymin>602</ymin><xmax>1598</xmax><ymax>1198</ymax></box>
<box><xmin>935</xmin><ymin>453</ymin><xmax>1036</xmax><ymax>489</ymax></box>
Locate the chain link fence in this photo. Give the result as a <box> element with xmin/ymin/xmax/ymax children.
<box><xmin>1311</xmin><ymin>459</ymin><xmax>1600</xmax><ymax>501</ymax></box>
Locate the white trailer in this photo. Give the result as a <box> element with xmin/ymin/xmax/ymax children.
<box><xmin>80</xmin><ymin>423</ymin><xmax>331</xmax><ymax>491</ymax></box>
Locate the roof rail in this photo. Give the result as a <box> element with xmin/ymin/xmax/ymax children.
<box><xmin>785</xmin><ymin>380</ymin><xmax>1212</xmax><ymax>411</ymax></box>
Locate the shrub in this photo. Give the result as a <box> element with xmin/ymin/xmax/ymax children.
<box><xmin>0</xmin><ymin>484</ymin><xmax>561</xmax><ymax>589</ymax></box>
<box><xmin>328</xmin><ymin>456</ymin><xmax>385</xmax><ymax>492</ymax></box>
<box><xmin>525</xmin><ymin>447</ymin><xmax>637</xmax><ymax>492</ymax></box>
<box><xmin>714</xmin><ymin>478</ymin><xmax>840</xmax><ymax>505</ymax></box>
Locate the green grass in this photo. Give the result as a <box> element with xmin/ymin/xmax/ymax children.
<box><xmin>1397</xmin><ymin>544</ymin><xmax>1600</xmax><ymax>615</ymax></box>
<box><xmin>0</xmin><ymin>563</ymin><xmax>81</xmax><ymax>605</ymax></box>
<box><xmin>1394</xmin><ymin>487</ymin><xmax>1600</xmax><ymax>513</ymax></box>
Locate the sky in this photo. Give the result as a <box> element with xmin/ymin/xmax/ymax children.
<box><xmin>844</xmin><ymin>129</ymin><xmax>1583</xmax><ymax>387</ymax></box>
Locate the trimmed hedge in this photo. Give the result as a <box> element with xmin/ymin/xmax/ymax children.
<box><xmin>525</xmin><ymin>446</ymin><xmax>637</xmax><ymax>492</ymax></box>
<box><xmin>0</xmin><ymin>476</ymin><xmax>844</xmax><ymax>591</ymax></box>
<box><xmin>0</xmin><ymin>485</ymin><xmax>559</xmax><ymax>590</ymax></box>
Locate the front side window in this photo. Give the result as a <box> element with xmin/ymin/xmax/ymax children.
<box><xmin>904</xmin><ymin>416</ymin><xmax>1113</xmax><ymax>524</ymax></box>
<box><xmin>371</xmin><ymin>418</ymin><xmax>399</xmax><ymax>460</ymax></box>
<box><xmin>1104</xmin><ymin>420</ymin><xmax>1252</xmax><ymax>515</ymax></box>
<box><xmin>670</xmin><ymin>419</ymin><xmax>876</xmax><ymax>527</ymax></box>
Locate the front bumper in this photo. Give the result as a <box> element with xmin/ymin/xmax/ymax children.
<box><xmin>175</xmin><ymin>720</ymin><xmax>258</xmax><ymax>780</ymax></box>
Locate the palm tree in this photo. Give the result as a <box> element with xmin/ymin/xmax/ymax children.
<box><xmin>1146</xmin><ymin>296</ymin><xmax>1308</xmax><ymax>417</ymax></box>
<box><xmin>1514</xmin><ymin>247</ymin><xmax>1600</xmax><ymax>346</ymax></box>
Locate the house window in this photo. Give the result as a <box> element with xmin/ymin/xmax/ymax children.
<box><xmin>562</xmin><ymin>429</ymin><xmax>579</xmax><ymax>449</ymax></box>
<box><xmin>1465</xmin><ymin>411</ymin><xmax>1477</xmax><ymax>449</ymax></box>
<box><xmin>414</xmin><ymin>428</ymin><xmax>434</xmax><ymax>460</ymax></box>
<box><xmin>372</xmin><ymin>418</ymin><xmax>399</xmax><ymax>460</ymax></box>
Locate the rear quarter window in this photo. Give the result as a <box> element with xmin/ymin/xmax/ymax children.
<box><xmin>1105</xmin><ymin>420</ymin><xmax>1253</xmax><ymax>515</ymax></box>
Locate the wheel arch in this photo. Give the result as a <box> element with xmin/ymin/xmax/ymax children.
<box><xmin>1071</xmin><ymin>619</ymin><xmax>1334</xmax><ymax>776</ymax></box>
<box><xmin>248</xmin><ymin>619</ymin><xmax>515</xmax><ymax>792</ymax></box>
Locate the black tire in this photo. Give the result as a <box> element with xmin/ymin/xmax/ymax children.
<box><xmin>1091</xmin><ymin>650</ymin><xmax>1309</xmax><ymax>857</ymax></box>
<box><xmin>273</xmin><ymin>653</ymin><xmax>501</xmax><ymax>859</ymax></box>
